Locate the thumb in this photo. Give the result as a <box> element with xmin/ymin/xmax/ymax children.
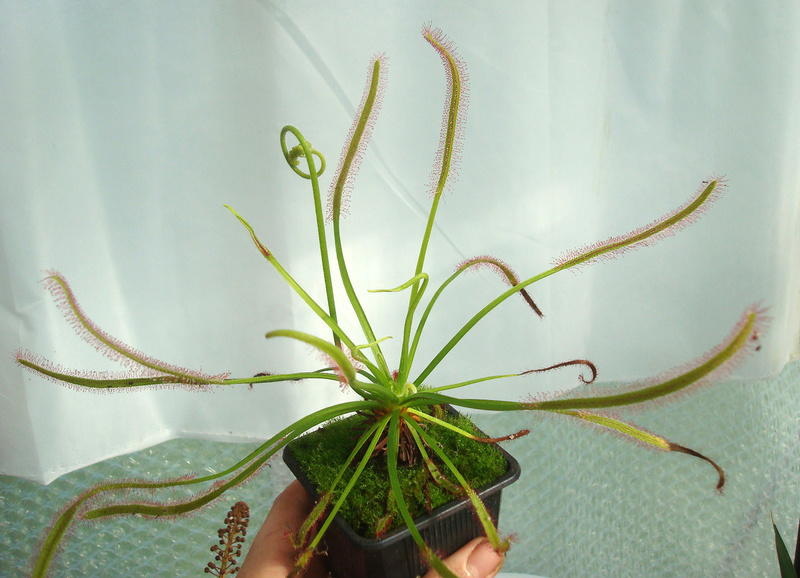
<box><xmin>422</xmin><ymin>537</ymin><xmax>505</xmax><ymax>578</ymax></box>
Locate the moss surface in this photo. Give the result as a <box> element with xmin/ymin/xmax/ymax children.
<box><xmin>286</xmin><ymin>407</ymin><xmax>509</xmax><ymax>538</ymax></box>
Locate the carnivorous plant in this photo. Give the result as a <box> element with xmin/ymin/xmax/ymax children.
<box><xmin>18</xmin><ymin>25</ymin><xmax>764</xmax><ymax>577</ymax></box>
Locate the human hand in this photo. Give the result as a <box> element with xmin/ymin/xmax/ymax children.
<box><xmin>238</xmin><ymin>480</ymin><xmax>328</xmax><ymax>577</ymax></box>
<box><xmin>239</xmin><ymin>480</ymin><xmax>504</xmax><ymax>578</ymax></box>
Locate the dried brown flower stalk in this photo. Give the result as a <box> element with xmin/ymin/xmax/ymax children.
<box><xmin>205</xmin><ymin>501</ymin><xmax>250</xmax><ymax>577</ymax></box>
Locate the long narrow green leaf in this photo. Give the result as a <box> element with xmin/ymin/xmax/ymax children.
<box><xmin>224</xmin><ymin>206</ymin><xmax>345</xmax><ymax>343</ymax></box>
<box><xmin>84</xmin><ymin>433</ymin><xmax>297</xmax><ymax>520</ymax></box>
<box><xmin>529</xmin><ymin>308</ymin><xmax>759</xmax><ymax>411</ymax></box>
<box><xmin>407</xmin><ymin>408</ymin><xmax>480</xmax><ymax>439</ymax></box>
<box><xmin>30</xmin><ymin>274</ymin><xmax>223</xmax><ymax>385</ymax></box>
<box><xmin>32</xmin><ymin>400</ymin><xmax>379</xmax><ymax>577</ymax></box>
<box><xmin>15</xmin><ymin>359</ymin><xmax>191</xmax><ymax>388</ymax></box>
<box><xmin>16</xmin><ymin>357</ymin><xmax>344</xmax><ymax>389</ymax></box>
<box><xmin>368</xmin><ymin>273</ymin><xmax>429</xmax><ymax>294</ymax></box>
<box><xmin>773</xmin><ymin>514</ymin><xmax>799</xmax><ymax>578</ymax></box>
<box><xmin>422</xmin><ymin>358</ymin><xmax>596</xmax><ymax>395</ymax></box>
<box><xmin>329</xmin><ymin>56</ymin><xmax>391</xmax><ymax>379</ymax></box>
<box><xmin>265</xmin><ymin>329</ymin><xmax>355</xmax><ymax>384</ymax></box>
<box><xmin>423</xmin><ymin>373</ymin><xmax>526</xmax><ymax>394</ymax></box>
<box><xmin>549</xmin><ymin>409</ymin><xmax>725</xmax><ymax>490</ymax></box>
<box><xmin>550</xmin><ymin>409</ymin><xmax>669</xmax><ymax>449</ymax></box>
<box><xmin>402</xmin><ymin>26</ymin><xmax>467</xmax><ymax>384</ymax></box>
<box><xmin>222</xmin><ymin>370</ymin><xmax>341</xmax><ymax>385</ymax></box>
<box><xmin>263</xmin><ymin>330</ymin><xmax>396</xmax><ymax>402</ymax></box>
<box><xmin>400</xmin><ymin>266</ymin><xmax>462</xmax><ymax>386</ymax></box>
<box><xmin>83</xmin><ymin>402</ymin><xmax>380</xmax><ymax>522</ymax></box>
<box><xmin>413</xmin><ymin>180</ymin><xmax>723</xmax><ymax>385</ymax></box>
<box><xmin>553</xmin><ymin>179</ymin><xmax>721</xmax><ymax>272</ymax></box>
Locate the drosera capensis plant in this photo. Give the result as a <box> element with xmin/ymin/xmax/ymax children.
<box><xmin>17</xmin><ymin>24</ymin><xmax>765</xmax><ymax>577</ymax></box>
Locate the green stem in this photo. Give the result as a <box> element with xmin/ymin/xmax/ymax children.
<box><xmin>332</xmin><ymin>209</ymin><xmax>390</xmax><ymax>380</ymax></box>
<box><xmin>399</xmin><ymin>262</ymin><xmax>482</xmax><ymax>385</ymax></box>
<box><xmin>385</xmin><ymin>411</ymin><xmax>459</xmax><ymax>578</ymax></box>
<box><xmin>423</xmin><ymin>373</ymin><xmax>520</xmax><ymax>393</ymax></box>
<box><xmin>405</xmin><ymin>417</ymin><xmax>506</xmax><ymax>550</ymax></box>
<box><xmin>407</xmin><ymin>407</ymin><xmax>484</xmax><ymax>439</ymax></box>
<box><xmin>372</xmin><ymin>272</ymin><xmax>428</xmax><ymax>387</ymax></box>
<box><xmin>225</xmin><ymin>205</ymin><xmax>383</xmax><ymax>379</ymax></box>
<box><xmin>280</xmin><ymin>125</ymin><xmax>340</xmax><ymax>348</ymax></box>
<box><xmin>406</xmin><ymin>391</ymin><xmax>529</xmax><ymax>412</ymax></box>
<box><xmin>223</xmin><ymin>370</ymin><xmax>339</xmax><ymax>385</ymax></box>
<box><xmin>294</xmin><ymin>416</ymin><xmax>389</xmax><ymax>569</ymax></box>
<box><xmin>405</xmin><ymin>422</ymin><xmax>462</xmax><ymax>494</ymax></box>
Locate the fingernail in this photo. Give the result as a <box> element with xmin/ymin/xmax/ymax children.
<box><xmin>466</xmin><ymin>539</ymin><xmax>504</xmax><ymax>577</ymax></box>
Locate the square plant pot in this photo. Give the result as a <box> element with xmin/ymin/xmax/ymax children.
<box><xmin>283</xmin><ymin>407</ymin><xmax>521</xmax><ymax>578</ymax></box>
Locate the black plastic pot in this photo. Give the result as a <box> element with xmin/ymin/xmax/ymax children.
<box><xmin>282</xmin><ymin>408</ymin><xmax>521</xmax><ymax>578</ymax></box>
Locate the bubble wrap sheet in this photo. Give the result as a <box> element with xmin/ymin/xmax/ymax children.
<box><xmin>2</xmin><ymin>360</ymin><xmax>798</xmax><ymax>577</ymax></box>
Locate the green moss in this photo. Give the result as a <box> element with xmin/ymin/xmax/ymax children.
<box><xmin>286</xmin><ymin>407</ymin><xmax>508</xmax><ymax>538</ymax></box>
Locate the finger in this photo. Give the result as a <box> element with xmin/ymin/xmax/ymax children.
<box><xmin>422</xmin><ymin>537</ymin><xmax>505</xmax><ymax>578</ymax></box>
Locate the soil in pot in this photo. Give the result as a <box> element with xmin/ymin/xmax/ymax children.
<box><xmin>285</xmin><ymin>406</ymin><xmax>512</xmax><ymax>538</ymax></box>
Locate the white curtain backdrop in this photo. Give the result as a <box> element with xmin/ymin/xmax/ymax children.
<box><xmin>2</xmin><ymin>1</ymin><xmax>799</xmax><ymax>484</ymax></box>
